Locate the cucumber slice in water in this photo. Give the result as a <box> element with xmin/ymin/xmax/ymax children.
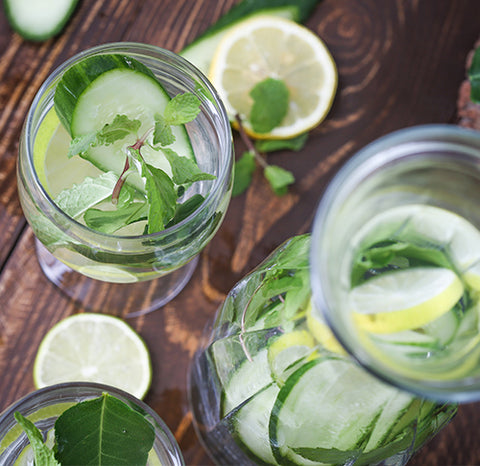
<box><xmin>180</xmin><ymin>0</ymin><xmax>320</xmax><ymax>75</ymax></box>
<box><xmin>54</xmin><ymin>54</ymin><xmax>194</xmax><ymax>191</ymax></box>
<box><xmin>4</xmin><ymin>0</ymin><xmax>79</xmax><ymax>41</ymax></box>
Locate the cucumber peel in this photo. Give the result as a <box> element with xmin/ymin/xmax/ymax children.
<box><xmin>3</xmin><ymin>0</ymin><xmax>79</xmax><ymax>42</ymax></box>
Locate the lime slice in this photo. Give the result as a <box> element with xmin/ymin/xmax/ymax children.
<box><xmin>351</xmin><ymin>267</ymin><xmax>463</xmax><ymax>334</ymax></box>
<box><xmin>209</xmin><ymin>15</ymin><xmax>337</xmax><ymax>139</ymax></box>
<box><xmin>267</xmin><ymin>330</ymin><xmax>316</xmax><ymax>383</ymax></box>
<box><xmin>33</xmin><ymin>313</ymin><xmax>152</xmax><ymax>399</ymax></box>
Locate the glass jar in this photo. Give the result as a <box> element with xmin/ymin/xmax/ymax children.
<box><xmin>188</xmin><ymin>235</ymin><xmax>456</xmax><ymax>465</ymax></box>
<box><xmin>17</xmin><ymin>42</ymin><xmax>233</xmax><ymax>317</ymax></box>
<box><xmin>0</xmin><ymin>382</ymin><xmax>184</xmax><ymax>465</ymax></box>
<box><xmin>310</xmin><ymin>124</ymin><xmax>480</xmax><ymax>402</ymax></box>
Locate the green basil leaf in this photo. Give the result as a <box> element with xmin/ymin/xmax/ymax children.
<box><xmin>232</xmin><ymin>150</ymin><xmax>256</xmax><ymax>197</ymax></box>
<box><xmin>255</xmin><ymin>133</ymin><xmax>308</xmax><ymax>153</ymax></box>
<box><xmin>264</xmin><ymin>164</ymin><xmax>295</xmax><ymax>195</ymax></box>
<box><xmin>162</xmin><ymin>148</ymin><xmax>216</xmax><ymax>184</ymax></box>
<box><xmin>164</xmin><ymin>93</ymin><xmax>201</xmax><ymax>125</ymax></box>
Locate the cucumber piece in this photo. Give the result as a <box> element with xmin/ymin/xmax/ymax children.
<box><xmin>269</xmin><ymin>358</ymin><xmax>394</xmax><ymax>465</ymax></box>
<box><xmin>180</xmin><ymin>0</ymin><xmax>321</xmax><ymax>75</ymax></box>
<box><xmin>54</xmin><ymin>54</ymin><xmax>194</xmax><ymax>190</ymax></box>
<box><xmin>233</xmin><ymin>384</ymin><xmax>280</xmax><ymax>465</ymax></box>
<box><xmin>3</xmin><ymin>0</ymin><xmax>79</xmax><ymax>42</ymax></box>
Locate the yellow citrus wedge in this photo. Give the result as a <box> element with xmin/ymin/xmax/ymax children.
<box><xmin>209</xmin><ymin>15</ymin><xmax>337</xmax><ymax>139</ymax></box>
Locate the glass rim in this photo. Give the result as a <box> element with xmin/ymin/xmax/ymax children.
<box><xmin>24</xmin><ymin>41</ymin><xmax>233</xmax><ymax>241</ymax></box>
<box><xmin>310</xmin><ymin>123</ymin><xmax>480</xmax><ymax>402</ymax></box>
<box><xmin>0</xmin><ymin>381</ymin><xmax>182</xmax><ymax>453</ymax></box>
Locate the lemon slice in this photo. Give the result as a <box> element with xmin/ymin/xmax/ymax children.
<box><xmin>351</xmin><ymin>267</ymin><xmax>463</xmax><ymax>334</ymax></box>
<box><xmin>209</xmin><ymin>15</ymin><xmax>337</xmax><ymax>139</ymax></box>
<box><xmin>267</xmin><ymin>330</ymin><xmax>316</xmax><ymax>383</ymax></box>
<box><xmin>33</xmin><ymin>313</ymin><xmax>152</xmax><ymax>399</ymax></box>
<box><xmin>305</xmin><ymin>298</ymin><xmax>346</xmax><ymax>354</ymax></box>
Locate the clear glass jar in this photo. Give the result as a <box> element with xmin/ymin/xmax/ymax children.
<box><xmin>0</xmin><ymin>382</ymin><xmax>184</xmax><ymax>465</ymax></box>
<box><xmin>17</xmin><ymin>42</ymin><xmax>233</xmax><ymax>317</ymax></box>
<box><xmin>310</xmin><ymin>124</ymin><xmax>480</xmax><ymax>402</ymax></box>
<box><xmin>188</xmin><ymin>235</ymin><xmax>456</xmax><ymax>465</ymax></box>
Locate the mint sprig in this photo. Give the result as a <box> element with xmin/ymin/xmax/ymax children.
<box><xmin>63</xmin><ymin>92</ymin><xmax>214</xmax><ymax>234</ymax></box>
<box><xmin>468</xmin><ymin>46</ymin><xmax>480</xmax><ymax>103</ymax></box>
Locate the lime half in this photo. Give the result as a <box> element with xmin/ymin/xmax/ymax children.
<box><xmin>33</xmin><ymin>313</ymin><xmax>152</xmax><ymax>399</ymax></box>
<box><xmin>351</xmin><ymin>267</ymin><xmax>463</xmax><ymax>334</ymax></box>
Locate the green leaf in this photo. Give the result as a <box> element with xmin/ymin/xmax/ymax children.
<box><xmin>166</xmin><ymin>194</ymin><xmax>206</xmax><ymax>227</ymax></box>
<box><xmin>249</xmin><ymin>78</ymin><xmax>289</xmax><ymax>133</ymax></box>
<box><xmin>14</xmin><ymin>412</ymin><xmax>60</xmax><ymax>466</ymax></box>
<box><xmin>54</xmin><ymin>393</ymin><xmax>155</xmax><ymax>466</ymax></box>
<box><xmin>153</xmin><ymin>113</ymin><xmax>175</xmax><ymax>146</ymax></box>
<box><xmin>255</xmin><ymin>133</ymin><xmax>308</xmax><ymax>153</ymax></box>
<box><xmin>68</xmin><ymin>131</ymin><xmax>97</xmax><ymax>158</ymax></box>
<box><xmin>84</xmin><ymin>202</ymin><xmax>148</xmax><ymax>234</ymax></box>
<box><xmin>162</xmin><ymin>148</ymin><xmax>216</xmax><ymax>184</ymax></box>
<box><xmin>264</xmin><ymin>164</ymin><xmax>295</xmax><ymax>195</ymax></box>
<box><xmin>232</xmin><ymin>151</ymin><xmax>256</xmax><ymax>197</ymax></box>
<box><xmin>468</xmin><ymin>46</ymin><xmax>480</xmax><ymax>103</ymax></box>
<box><xmin>164</xmin><ymin>92</ymin><xmax>201</xmax><ymax>125</ymax></box>
<box><xmin>142</xmin><ymin>162</ymin><xmax>177</xmax><ymax>233</ymax></box>
<box><xmin>54</xmin><ymin>171</ymin><xmax>120</xmax><ymax>218</ymax></box>
<box><xmin>96</xmin><ymin>114</ymin><xmax>141</xmax><ymax>145</ymax></box>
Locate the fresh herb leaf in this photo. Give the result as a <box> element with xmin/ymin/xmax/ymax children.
<box><xmin>164</xmin><ymin>93</ymin><xmax>201</xmax><ymax>125</ymax></box>
<box><xmin>84</xmin><ymin>202</ymin><xmax>148</xmax><ymax>234</ymax></box>
<box><xmin>54</xmin><ymin>171</ymin><xmax>121</xmax><ymax>218</ymax></box>
<box><xmin>14</xmin><ymin>412</ymin><xmax>60</xmax><ymax>466</ymax></box>
<box><xmin>249</xmin><ymin>78</ymin><xmax>289</xmax><ymax>133</ymax></box>
<box><xmin>264</xmin><ymin>164</ymin><xmax>295</xmax><ymax>195</ymax></box>
<box><xmin>468</xmin><ymin>46</ymin><xmax>480</xmax><ymax>103</ymax></box>
<box><xmin>166</xmin><ymin>194</ymin><xmax>206</xmax><ymax>227</ymax></box>
<box><xmin>54</xmin><ymin>393</ymin><xmax>155</xmax><ymax>466</ymax></box>
<box><xmin>162</xmin><ymin>148</ymin><xmax>216</xmax><ymax>184</ymax></box>
<box><xmin>153</xmin><ymin>113</ymin><xmax>175</xmax><ymax>146</ymax></box>
<box><xmin>255</xmin><ymin>133</ymin><xmax>308</xmax><ymax>152</ymax></box>
<box><xmin>68</xmin><ymin>131</ymin><xmax>97</xmax><ymax>158</ymax></box>
<box><xmin>96</xmin><ymin>114</ymin><xmax>141</xmax><ymax>145</ymax></box>
<box><xmin>232</xmin><ymin>150</ymin><xmax>256</xmax><ymax>197</ymax></box>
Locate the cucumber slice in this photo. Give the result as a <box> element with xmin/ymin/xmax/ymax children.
<box><xmin>180</xmin><ymin>0</ymin><xmax>320</xmax><ymax>75</ymax></box>
<box><xmin>54</xmin><ymin>54</ymin><xmax>194</xmax><ymax>190</ymax></box>
<box><xmin>269</xmin><ymin>358</ymin><xmax>395</xmax><ymax>465</ymax></box>
<box><xmin>4</xmin><ymin>0</ymin><xmax>79</xmax><ymax>42</ymax></box>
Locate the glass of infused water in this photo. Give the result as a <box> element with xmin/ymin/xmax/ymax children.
<box><xmin>0</xmin><ymin>382</ymin><xmax>184</xmax><ymax>465</ymax></box>
<box><xmin>17</xmin><ymin>42</ymin><xmax>233</xmax><ymax>317</ymax></box>
<box><xmin>310</xmin><ymin>124</ymin><xmax>480</xmax><ymax>402</ymax></box>
<box><xmin>188</xmin><ymin>235</ymin><xmax>456</xmax><ymax>465</ymax></box>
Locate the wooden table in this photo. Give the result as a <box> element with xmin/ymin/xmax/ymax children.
<box><xmin>1</xmin><ymin>0</ymin><xmax>480</xmax><ymax>464</ymax></box>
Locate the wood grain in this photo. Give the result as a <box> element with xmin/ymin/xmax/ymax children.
<box><xmin>1</xmin><ymin>0</ymin><xmax>480</xmax><ymax>465</ymax></box>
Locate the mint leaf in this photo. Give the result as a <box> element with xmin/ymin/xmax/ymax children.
<box><xmin>249</xmin><ymin>78</ymin><xmax>289</xmax><ymax>133</ymax></box>
<box><xmin>68</xmin><ymin>131</ymin><xmax>97</xmax><ymax>158</ymax></box>
<box><xmin>255</xmin><ymin>133</ymin><xmax>308</xmax><ymax>153</ymax></box>
<box><xmin>166</xmin><ymin>194</ymin><xmax>206</xmax><ymax>227</ymax></box>
<box><xmin>54</xmin><ymin>393</ymin><xmax>155</xmax><ymax>466</ymax></box>
<box><xmin>162</xmin><ymin>148</ymin><xmax>216</xmax><ymax>184</ymax></box>
<box><xmin>232</xmin><ymin>150</ymin><xmax>256</xmax><ymax>196</ymax></box>
<box><xmin>55</xmin><ymin>171</ymin><xmax>120</xmax><ymax>218</ymax></box>
<box><xmin>468</xmin><ymin>46</ymin><xmax>480</xmax><ymax>103</ymax></box>
<box><xmin>84</xmin><ymin>202</ymin><xmax>148</xmax><ymax>234</ymax></box>
<box><xmin>164</xmin><ymin>93</ymin><xmax>201</xmax><ymax>125</ymax></box>
<box><xmin>14</xmin><ymin>412</ymin><xmax>60</xmax><ymax>466</ymax></box>
<box><xmin>96</xmin><ymin>114</ymin><xmax>141</xmax><ymax>145</ymax></box>
<box><xmin>153</xmin><ymin>113</ymin><xmax>175</xmax><ymax>146</ymax></box>
<box><xmin>264</xmin><ymin>164</ymin><xmax>295</xmax><ymax>195</ymax></box>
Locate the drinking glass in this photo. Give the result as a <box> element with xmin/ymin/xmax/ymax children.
<box><xmin>188</xmin><ymin>235</ymin><xmax>456</xmax><ymax>465</ymax></box>
<box><xmin>0</xmin><ymin>382</ymin><xmax>184</xmax><ymax>465</ymax></box>
<box><xmin>17</xmin><ymin>42</ymin><xmax>233</xmax><ymax>317</ymax></box>
<box><xmin>310</xmin><ymin>124</ymin><xmax>480</xmax><ymax>402</ymax></box>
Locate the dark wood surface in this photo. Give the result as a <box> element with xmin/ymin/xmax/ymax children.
<box><xmin>1</xmin><ymin>1</ymin><xmax>480</xmax><ymax>464</ymax></box>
